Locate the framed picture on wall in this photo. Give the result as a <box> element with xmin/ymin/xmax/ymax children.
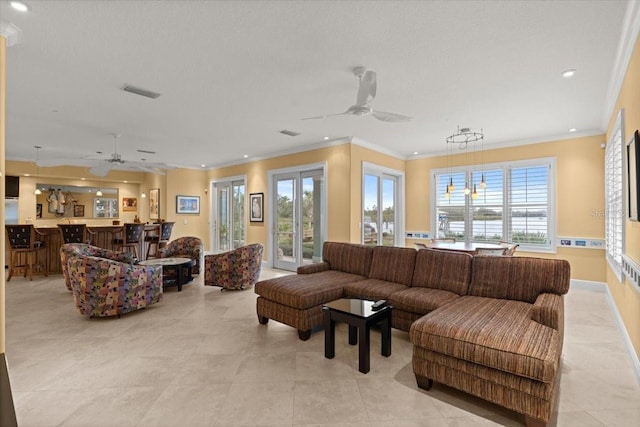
<box><xmin>74</xmin><ymin>205</ymin><xmax>85</xmax><ymax>217</ymax></box>
<box><xmin>36</xmin><ymin>203</ymin><xmax>42</xmax><ymax>219</ymax></box>
<box><xmin>122</xmin><ymin>197</ymin><xmax>137</xmax><ymax>212</ymax></box>
<box><xmin>176</xmin><ymin>195</ymin><xmax>200</xmax><ymax>214</ymax></box>
<box><xmin>250</xmin><ymin>192</ymin><xmax>264</xmax><ymax>222</ymax></box>
<box><xmin>149</xmin><ymin>188</ymin><xmax>160</xmax><ymax>220</ymax></box>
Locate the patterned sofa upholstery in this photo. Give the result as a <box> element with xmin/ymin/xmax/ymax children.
<box><xmin>65</xmin><ymin>248</ymin><xmax>163</xmax><ymax>318</ymax></box>
<box><xmin>204</xmin><ymin>243</ymin><xmax>264</xmax><ymax>290</ymax></box>
<box><xmin>254</xmin><ymin>241</ymin><xmax>570</xmax><ymax>426</ymax></box>
<box><xmin>159</xmin><ymin>236</ymin><xmax>203</xmax><ymax>275</ymax></box>
<box><xmin>60</xmin><ymin>243</ymin><xmax>136</xmax><ymax>291</ymax></box>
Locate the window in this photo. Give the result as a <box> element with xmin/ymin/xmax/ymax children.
<box><xmin>93</xmin><ymin>197</ymin><xmax>118</xmax><ymax>218</ymax></box>
<box><xmin>362</xmin><ymin>163</ymin><xmax>404</xmax><ymax>246</ymax></box>
<box><xmin>432</xmin><ymin>158</ymin><xmax>555</xmax><ymax>251</ymax></box>
<box><xmin>605</xmin><ymin>111</ymin><xmax>624</xmax><ymax>279</ymax></box>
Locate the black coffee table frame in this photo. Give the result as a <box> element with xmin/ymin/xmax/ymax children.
<box><xmin>322</xmin><ymin>299</ymin><xmax>392</xmax><ymax>374</ymax></box>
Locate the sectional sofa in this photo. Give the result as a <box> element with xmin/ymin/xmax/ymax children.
<box><xmin>254</xmin><ymin>241</ymin><xmax>570</xmax><ymax>426</ymax></box>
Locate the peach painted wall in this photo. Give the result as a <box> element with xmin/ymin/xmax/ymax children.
<box><xmin>1</xmin><ymin>35</ymin><xmax>7</xmax><ymax>354</ymax></box>
<box><xmin>207</xmin><ymin>143</ymin><xmax>353</xmax><ymax>261</ymax></box>
<box><xmin>405</xmin><ymin>134</ymin><xmax>607</xmax><ymax>283</ymax></box>
<box><xmin>605</xmin><ymin>34</ymin><xmax>640</xmax><ymax>359</ymax></box>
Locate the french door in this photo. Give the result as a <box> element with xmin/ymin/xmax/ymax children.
<box><xmin>272</xmin><ymin>168</ymin><xmax>324</xmax><ymax>271</ymax></box>
<box><xmin>362</xmin><ymin>163</ymin><xmax>404</xmax><ymax>246</ymax></box>
<box><xmin>211</xmin><ymin>178</ymin><xmax>245</xmax><ymax>252</ymax></box>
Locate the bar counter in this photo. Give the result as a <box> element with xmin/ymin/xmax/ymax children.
<box><xmin>37</xmin><ymin>224</ymin><xmax>160</xmax><ymax>274</ymax></box>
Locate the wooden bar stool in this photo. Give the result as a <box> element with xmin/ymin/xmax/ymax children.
<box><xmin>145</xmin><ymin>221</ymin><xmax>174</xmax><ymax>259</ymax></box>
<box><xmin>112</xmin><ymin>223</ymin><xmax>144</xmax><ymax>259</ymax></box>
<box><xmin>58</xmin><ymin>224</ymin><xmax>96</xmax><ymax>244</ymax></box>
<box><xmin>5</xmin><ymin>224</ymin><xmax>48</xmax><ymax>281</ymax></box>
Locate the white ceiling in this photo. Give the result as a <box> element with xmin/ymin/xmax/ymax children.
<box><xmin>0</xmin><ymin>0</ymin><xmax>634</xmax><ymax>172</ymax></box>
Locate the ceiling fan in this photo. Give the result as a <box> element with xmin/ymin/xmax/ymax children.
<box><xmin>37</xmin><ymin>133</ymin><xmax>173</xmax><ymax>177</ymax></box>
<box><xmin>302</xmin><ymin>66</ymin><xmax>412</xmax><ymax>122</ymax></box>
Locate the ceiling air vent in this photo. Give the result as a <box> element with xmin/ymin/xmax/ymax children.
<box><xmin>121</xmin><ymin>84</ymin><xmax>161</xmax><ymax>99</ymax></box>
<box><xmin>137</xmin><ymin>149</ymin><xmax>156</xmax><ymax>154</ymax></box>
<box><xmin>279</xmin><ymin>129</ymin><xmax>300</xmax><ymax>137</ymax></box>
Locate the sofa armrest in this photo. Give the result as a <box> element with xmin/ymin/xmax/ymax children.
<box><xmin>297</xmin><ymin>262</ymin><xmax>330</xmax><ymax>274</ymax></box>
<box><xmin>531</xmin><ymin>293</ymin><xmax>563</xmax><ymax>330</ymax></box>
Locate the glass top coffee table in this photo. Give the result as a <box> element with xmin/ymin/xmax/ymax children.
<box><xmin>322</xmin><ymin>298</ymin><xmax>392</xmax><ymax>374</ymax></box>
<box><xmin>138</xmin><ymin>257</ymin><xmax>193</xmax><ymax>291</ymax></box>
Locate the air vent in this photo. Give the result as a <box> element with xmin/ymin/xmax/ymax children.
<box><xmin>279</xmin><ymin>129</ymin><xmax>300</xmax><ymax>137</ymax></box>
<box><xmin>121</xmin><ymin>84</ymin><xmax>161</xmax><ymax>99</ymax></box>
<box><xmin>137</xmin><ymin>149</ymin><xmax>156</xmax><ymax>154</ymax></box>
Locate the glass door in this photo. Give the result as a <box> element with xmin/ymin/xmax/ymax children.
<box><xmin>363</xmin><ymin>167</ymin><xmax>401</xmax><ymax>246</ymax></box>
<box><xmin>212</xmin><ymin>179</ymin><xmax>245</xmax><ymax>252</ymax></box>
<box><xmin>273</xmin><ymin>169</ymin><xmax>324</xmax><ymax>271</ymax></box>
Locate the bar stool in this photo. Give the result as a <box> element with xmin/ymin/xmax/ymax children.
<box><xmin>144</xmin><ymin>221</ymin><xmax>174</xmax><ymax>259</ymax></box>
<box><xmin>112</xmin><ymin>223</ymin><xmax>144</xmax><ymax>259</ymax></box>
<box><xmin>5</xmin><ymin>224</ymin><xmax>48</xmax><ymax>281</ymax></box>
<box><xmin>58</xmin><ymin>224</ymin><xmax>96</xmax><ymax>244</ymax></box>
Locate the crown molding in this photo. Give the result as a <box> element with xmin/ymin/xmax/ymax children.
<box><xmin>602</xmin><ymin>0</ymin><xmax>640</xmax><ymax>131</ymax></box>
<box><xmin>0</xmin><ymin>20</ymin><xmax>22</xmax><ymax>47</ymax></box>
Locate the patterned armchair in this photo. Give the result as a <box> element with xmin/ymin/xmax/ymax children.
<box><xmin>67</xmin><ymin>255</ymin><xmax>163</xmax><ymax>317</ymax></box>
<box><xmin>159</xmin><ymin>236</ymin><xmax>203</xmax><ymax>274</ymax></box>
<box><xmin>204</xmin><ymin>243</ymin><xmax>263</xmax><ymax>290</ymax></box>
<box><xmin>60</xmin><ymin>243</ymin><xmax>136</xmax><ymax>291</ymax></box>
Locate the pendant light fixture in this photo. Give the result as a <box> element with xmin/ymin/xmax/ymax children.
<box><xmin>96</xmin><ymin>189</ymin><xmax>103</xmax><ymax>197</ymax></box>
<box><xmin>33</xmin><ymin>145</ymin><xmax>42</xmax><ymax>195</ymax></box>
<box><xmin>445</xmin><ymin>126</ymin><xmax>485</xmax><ymax>197</ymax></box>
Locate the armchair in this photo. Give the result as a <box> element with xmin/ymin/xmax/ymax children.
<box><xmin>67</xmin><ymin>255</ymin><xmax>163</xmax><ymax>317</ymax></box>
<box><xmin>60</xmin><ymin>243</ymin><xmax>136</xmax><ymax>291</ymax></box>
<box><xmin>159</xmin><ymin>236</ymin><xmax>203</xmax><ymax>274</ymax></box>
<box><xmin>204</xmin><ymin>243</ymin><xmax>264</xmax><ymax>290</ymax></box>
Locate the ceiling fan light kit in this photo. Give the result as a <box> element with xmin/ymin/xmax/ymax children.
<box><xmin>302</xmin><ymin>67</ymin><xmax>412</xmax><ymax>122</ymax></box>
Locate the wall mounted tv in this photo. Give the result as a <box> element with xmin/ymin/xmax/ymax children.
<box><xmin>5</xmin><ymin>175</ymin><xmax>19</xmax><ymax>198</ymax></box>
<box><xmin>628</xmin><ymin>130</ymin><xmax>640</xmax><ymax>221</ymax></box>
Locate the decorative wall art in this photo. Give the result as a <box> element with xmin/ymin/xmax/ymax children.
<box><xmin>250</xmin><ymin>192</ymin><xmax>264</xmax><ymax>222</ymax></box>
<box><xmin>176</xmin><ymin>195</ymin><xmax>200</xmax><ymax>214</ymax></box>
<box><xmin>149</xmin><ymin>188</ymin><xmax>160</xmax><ymax>220</ymax></box>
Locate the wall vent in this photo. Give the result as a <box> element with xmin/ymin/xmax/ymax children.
<box><xmin>121</xmin><ymin>84</ymin><xmax>161</xmax><ymax>99</ymax></box>
<box><xmin>279</xmin><ymin>129</ymin><xmax>301</xmax><ymax>137</ymax></box>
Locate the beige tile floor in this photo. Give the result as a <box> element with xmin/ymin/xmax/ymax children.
<box><xmin>4</xmin><ymin>269</ymin><xmax>640</xmax><ymax>426</ymax></box>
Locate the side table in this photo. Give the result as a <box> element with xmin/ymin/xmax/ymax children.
<box><xmin>322</xmin><ymin>298</ymin><xmax>392</xmax><ymax>374</ymax></box>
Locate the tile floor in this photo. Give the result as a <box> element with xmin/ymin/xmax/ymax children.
<box><xmin>4</xmin><ymin>269</ymin><xmax>640</xmax><ymax>426</ymax></box>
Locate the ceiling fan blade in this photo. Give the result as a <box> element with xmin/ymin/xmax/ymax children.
<box><xmin>301</xmin><ymin>112</ymin><xmax>350</xmax><ymax>120</ymax></box>
<box><xmin>356</xmin><ymin>70</ymin><xmax>377</xmax><ymax>106</ymax></box>
<box><xmin>36</xmin><ymin>158</ymin><xmax>77</xmax><ymax>167</ymax></box>
<box><xmin>89</xmin><ymin>162</ymin><xmax>113</xmax><ymax>177</ymax></box>
<box><xmin>372</xmin><ymin>110</ymin><xmax>413</xmax><ymax>122</ymax></box>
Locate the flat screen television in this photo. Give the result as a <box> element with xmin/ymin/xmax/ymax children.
<box><xmin>628</xmin><ymin>130</ymin><xmax>640</xmax><ymax>221</ymax></box>
<box><xmin>5</xmin><ymin>175</ymin><xmax>19</xmax><ymax>198</ymax></box>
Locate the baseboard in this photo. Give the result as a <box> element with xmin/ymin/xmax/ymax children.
<box><xmin>570</xmin><ymin>279</ymin><xmax>640</xmax><ymax>385</ymax></box>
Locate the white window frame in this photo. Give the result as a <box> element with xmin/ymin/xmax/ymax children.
<box><xmin>605</xmin><ymin>110</ymin><xmax>625</xmax><ymax>281</ymax></box>
<box><xmin>431</xmin><ymin>157</ymin><xmax>556</xmax><ymax>253</ymax></box>
<box><xmin>362</xmin><ymin>162</ymin><xmax>405</xmax><ymax>247</ymax></box>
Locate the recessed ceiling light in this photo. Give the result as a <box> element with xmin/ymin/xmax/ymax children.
<box><xmin>81</xmin><ymin>177</ymin><xmax>86</xmax><ymax>180</ymax></box>
<box><xmin>10</xmin><ymin>1</ymin><xmax>30</xmax><ymax>12</ymax></box>
<box><xmin>569</xmin><ymin>128</ymin><xmax>577</xmax><ymax>132</ymax></box>
<box><xmin>123</xmin><ymin>180</ymin><xmax>128</xmax><ymax>183</ymax></box>
<box><xmin>323</xmin><ymin>136</ymin><xmax>330</xmax><ymax>140</ymax></box>
<box><xmin>201</xmin><ymin>164</ymin><xmax>206</xmax><ymax>168</ymax></box>
<box><xmin>24</xmin><ymin>173</ymin><xmax>30</xmax><ymax>177</ymax></box>
<box><xmin>562</xmin><ymin>69</ymin><xmax>576</xmax><ymax>78</ymax></box>
<box><xmin>243</xmin><ymin>154</ymin><xmax>249</xmax><ymax>158</ymax></box>
<box><xmin>413</xmin><ymin>151</ymin><xmax>419</xmax><ymax>155</ymax></box>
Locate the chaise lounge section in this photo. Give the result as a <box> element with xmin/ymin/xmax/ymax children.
<box><xmin>254</xmin><ymin>241</ymin><xmax>570</xmax><ymax>426</ymax></box>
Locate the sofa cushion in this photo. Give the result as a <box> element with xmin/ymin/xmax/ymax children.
<box><xmin>469</xmin><ymin>256</ymin><xmax>571</xmax><ymax>303</ymax></box>
<box><xmin>412</xmin><ymin>249</ymin><xmax>472</xmax><ymax>295</ymax></box>
<box><xmin>343</xmin><ymin>278</ymin><xmax>407</xmax><ymax>301</ymax></box>
<box><xmin>323</xmin><ymin>242</ymin><xmax>373</xmax><ymax>277</ymax></box>
<box><xmin>410</xmin><ymin>296</ymin><xmax>560</xmax><ymax>383</ymax></box>
<box><xmin>255</xmin><ymin>270</ymin><xmax>364</xmax><ymax>310</ymax></box>
<box><xmin>387</xmin><ymin>287</ymin><xmax>460</xmax><ymax>315</ymax></box>
<box><xmin>368</xmin><ymin>246</ymin><xmax>416</xmax><ymax>286</ymax></box>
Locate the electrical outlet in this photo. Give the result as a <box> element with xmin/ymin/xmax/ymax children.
<box><xmin>183</xmin><ymin>219</ymin><xmax>188</xmax><ymax>225</ymax></box>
